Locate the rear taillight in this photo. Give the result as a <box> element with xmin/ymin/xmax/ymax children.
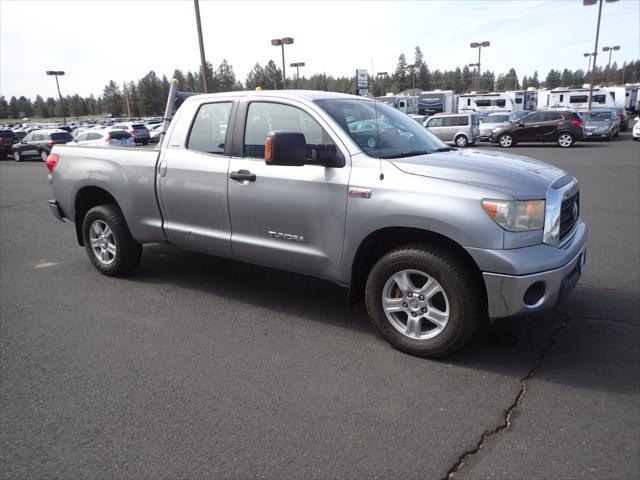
<box><xmin>48</xmin><ymin>140</ymin><xmax>60</xmax><ymax>148</ymax></box>
<box><xmin>571</xmin><ymin>119</ymin><xmax>583</xmax><ymax>128</ymax></box>
<box><xmin>46</xmin><ymin>153</ymin><xmax>59</xmax><ymax>173</ymax></box>
<box><xmin>106</xmin><ymin>134</ymin><xmax>112</xmax><ymax>142</ymax></box>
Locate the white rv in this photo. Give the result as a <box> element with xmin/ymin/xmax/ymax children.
<box><xmin>374</xmin><ymin>94</ymin><xmax>419</xmax><ymax>114</ymax></box>
<box><xmin>458</xmin><ymin>92</ymin><xmax>516</xmax><ymax>113</ymax></box>
<box><xmin>544</xmin><ymin>86</ymin><xmax>624</xmax><ymax>111</ymax></box>
<box><xmin>417</xmin><ymin>90</ymin><xmax>459</xmax><ymax>115</ymax></box>
<box><xmin>510</xmin><ymin>89</ymin><xmax>538</xmax><ymax>111</ymax></box>
<box><xmin>624</xmin><ymin>84</ymin><xmax>639</xmax><ymax>114</ymax></box>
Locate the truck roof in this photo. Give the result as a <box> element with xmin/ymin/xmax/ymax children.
<box><xmin>182</xmin><ymin>90</ymin><xmax>367</xmax><ymax>103</ymax></box>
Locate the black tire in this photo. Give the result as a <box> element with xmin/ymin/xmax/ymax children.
<box><xmin>365</xmin><ymin>245</ymin><xmax>482</xmax><ymax>358</ymax></box>
<box><xmin>82</xmin><ymin>204</ymin><xmax>142</xmax><ymax>276</ymax></box>
<box><xmin>40</xmin><ymin>149</ymin><xmax>49</xmax><ymax>162</ymax></box>
<box><xmin>454</xmin><ymin>134</ymin><xmax>468</xmax><ymax>147</ymax></box>
<box><xmin>498</xmin><ymin>133</ymin><xmax>515</xmax><ymax>148</ymax></box>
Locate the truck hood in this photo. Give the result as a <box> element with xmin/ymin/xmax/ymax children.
<box><xmin>391</xmin><ymin>148</ymin><xmax>567</xmax><ymax>200</ymax></box>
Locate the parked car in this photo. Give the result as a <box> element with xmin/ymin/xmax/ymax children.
<box><xmin>610</xmin><ymin>107</ymin><xmax>629</xmax><ymax>131</ymax></box>
<box><xmin>12</xmin><ymin>129</ymin><xmax>74</xmax><ymax>162</ymax></box>
<box><xmin>0</xmin><ymin>129</ymin><xmax>19</xmax><ymax>159</ymax></box>
<box><xmin>71</xmin><ymin>129</ymin><xmax>136</xmax><ymax>148</ymax></box>
<box><xmin>148</xmin><ymin>124</ymin><xmax>164</xmax><ymax>143</ymax></box>
<box><xmin>633</xmin><ymin>117</ymin><xmax>639</xmax><ymax>140</ymax></box>
<box><xmin>479</xmin><ymin>111</ymin><xmax>519</xmax><ymax>140</ymax></box>
<box><xmin>424</xmin><ymin>112</ymin><xmax>480</xmax><ymax>147</ymax></box>
<box><xmin>581</xmin><ymin>110</ymin><xmax>620</xmax><ymax>141</ymax></box>
<box><xmin>109</xmin><ymin>122</ymin><xmax>150</xmax><ymax>145</ymax></box>
<box><xmin>47</xmin><ymin>90</ymin><xmax>586</xmax><ymax>358</ymax></box>
<box><xmin>490</xmin><ymin>110</ymin><xmax>584</xmax><ymax>148</ymax></box>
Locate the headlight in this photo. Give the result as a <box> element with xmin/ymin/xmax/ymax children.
<box><xmin>482</xmin><ymin>199</ymin><xmax>545</xmax><ymax>231</ymax></box>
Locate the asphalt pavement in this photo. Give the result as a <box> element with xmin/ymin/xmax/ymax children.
<box><xmin>1</xmin><ymin>131</ymin><xmax>638</xmax><ymax>480</ymax></box>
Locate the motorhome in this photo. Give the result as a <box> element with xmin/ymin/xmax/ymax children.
<box><xmin>374</xmin><ymin>94</ymin><xmax>419</xmax><ymax>114</ymax></box>
<box><xmin>511</xmin><ymin>89</ymin><xmax>538</xmax><ymax>111</ymax></box>
<box><xmin>458</xmin><ymin>92</ymin><xmax>516</xmax><ymax>113</ymax></box>
<box><xmin>417</xmin><ymin>90</ymin><xmax>458</xmax><ymax>115</ymax></box>
<box><xmin>544</xmin><ymin>86</ymin><xmax>624</xmax><ymax>111</ymax></box>
<box><xmin>625</xmin><ymin>84</ymin><xmax>639</xmax><ymax>114</ymax></box>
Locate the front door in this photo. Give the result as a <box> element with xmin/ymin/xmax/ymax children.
<box><xmin>157</xmin><ymin>100</ymin><xmax>235</xmax><ymax>257</ymax></box>
<box><xmin>227</xmin><ymin>99</ymin><xmax>350</xmax><ymax>281</ymax></box>
<box><xmin>513</xmin><ymin>111</ymin><xmax>546</xmax><ymax>141</ymax></box>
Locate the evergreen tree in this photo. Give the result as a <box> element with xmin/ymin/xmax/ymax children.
<box><xmin>393</xmin><ymin>53</ymin><xmax>408</xmax><ymax>92</ymax></box>
<box><xmin>216</xmin><ymin>59</ymin><xmax>236</xmax><ymax>92</ymax></box>
<box><xmin>102</xmin><ymin>80</ymin><xmax>124</xmax><ymax>116</ymax></box>
<box><xmin>264</xmin><ymin>60</ymin><xmax>283</xmax><ymax>89</ymax></box>
<box><xmin>0</xmin><ymin>96</ymin><xmax>8</xmax><ymax>119</ymax></box>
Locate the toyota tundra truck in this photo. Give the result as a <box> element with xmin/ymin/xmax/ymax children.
<box><xmin>47</xmin><ymin>85</ymin><xmax>587</xmax><ymax>358</ymax></box>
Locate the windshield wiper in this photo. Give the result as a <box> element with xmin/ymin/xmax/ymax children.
<box><xmin>381</xmin><ymin>150</ymin><xmax>433</xmax><ymax>159</ymax></box>
<box><xmin>434</xmin><ymin>146</ymin><xmax>456</xmax><ymax>152</ymax></box>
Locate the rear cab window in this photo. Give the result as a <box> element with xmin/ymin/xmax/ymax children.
<box><xmin>187</xmin><ymin>102</ymin><xmax>233</xmax><ymax>155</ymax></box>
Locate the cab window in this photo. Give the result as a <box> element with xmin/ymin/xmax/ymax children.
<box><xmin>187</xmin><ymin>102</ymin><xmax>233</xmax><ymax>155</ymax></box>
<box><xmin>243</xmin><ymin>102</ymin><xmax>334</xmax><ymax>159</ymax></box>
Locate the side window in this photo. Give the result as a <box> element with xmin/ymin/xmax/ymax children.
<box><xmin>543</xmin><ymin>112</ymin><xmax>562</xmax><ymax>121</ymax></box>
<box><xmin>456</xmin><ymin>116</ymin><xmax>469</xmax><ymax>126</ymax></box>
<box><xmin>76</xmin><ymin>133</ymin><xmax>87</xmax><ymax>142</ymax></box>
<box><xmin>23</xmin><ymin>133</ymin><xmax>33</xmax><ymax>142</ymax></box>
<box><xmin>187</xmin><ymin>102</ymin><xmax>232</xmax><ymax>155</ymax></box>
<box><xmin>243</xmin><ymin>102</ymin><xmax>334</xmax><ymax>159</ymax></box>
<box><xmin>523</xmin><ymin>113</ymin><xmax>543</xmax><ymax>123</ymax></box>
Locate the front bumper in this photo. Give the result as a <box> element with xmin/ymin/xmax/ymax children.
<box><xmin>473</xmin><ymin>221</ymin><xmax>587</xmax><ymax>318</ymax></box>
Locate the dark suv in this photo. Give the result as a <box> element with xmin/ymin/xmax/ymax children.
<box><xmin>490</xmin><ymin>110</ymin><xmax>584</xmax><ymax>148</ymax></box>
<box><xmin>0</xmin><ymin>129</ymin><xmax>19</xmax><ymax>159</ymax></box>
<box><xmin>12</xmin><ymin>129</ymin><xmax>74</xmax><ymax>162</ymax></box>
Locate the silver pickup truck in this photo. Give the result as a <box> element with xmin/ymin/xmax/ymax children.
<box><xmin>47</xmin><ymin>89</ymin><xmax>587</xmax><ymax>357</ymax></box>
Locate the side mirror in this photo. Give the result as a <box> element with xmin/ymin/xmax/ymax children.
<box><xmin>265</xmin><ymin>131</ymin><xmax>306</xmax><ymax>166</ymax></box>
<box><xmin>518</xmin><ymin>121</ymin><xmax>525</xmax><ymax>127</ymax></box>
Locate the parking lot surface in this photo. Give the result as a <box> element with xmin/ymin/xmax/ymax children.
<box><xmin>1</xmin><ymin>133</ymin><xmax>638</xmax><ymax>479</ymax></box>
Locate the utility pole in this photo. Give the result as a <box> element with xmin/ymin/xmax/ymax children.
<box><xmin>193</xmin><ymin>0</ymin><xmax>208</xmax><ymax>93</ymax></box>
<box><xmin>46</xmin><ymin>71</ymin><xmax>66</xmax><ymax>125</ymax></box>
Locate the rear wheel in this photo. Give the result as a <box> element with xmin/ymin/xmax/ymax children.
<box><xmin>82</xmin><ymin>204</ymin><xmax>142</xmax><ymax>276</ymax></box>
<box><xmin>557</xmin><ymin>132</ymin><xmax>575</xmax><ymax>148</ymax></box>
<box><xmin>40</xmin><ymin>150</ymin><xmax>48</xmax><ymax>162</ymax></box>
<box><xmin>454</xmin><ymin>134</ymin><xmax>468</xmax><ymax>147</ymax></box>
<box><xmin>498</xmin><ymin>133</ymin><xmax>514</xmax><ymax>148</ymax></box>
<box><xmin>365</xmin><ymin>245</ymin><xmax>481</xmax><ymax>358</ymax></box>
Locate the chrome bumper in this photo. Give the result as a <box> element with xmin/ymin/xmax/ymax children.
<box><xmin>48</xmin><ymin>199</ymin><xmax>65</xmax><ymax>222</ymax></box>
<box><xmin>483</xmin><ymin>245</ymin><xmax>586</xmax><ymax>318</ymax></box>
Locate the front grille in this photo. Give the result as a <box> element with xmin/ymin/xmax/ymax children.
<box><xmin>559</xmin><ymin>191</ymin><xmax>579</xmax><ymax>241</ymax></box>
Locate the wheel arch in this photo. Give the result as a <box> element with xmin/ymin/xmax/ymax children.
<box><xmin>74</xmin><ymin>186</ymin><xmax>121</xmax><ymax>246</ymax></box>
<box><xmin>349</xmin><ymin>226</ymin><xmax>487</xmax><ymax>307</ymax></box>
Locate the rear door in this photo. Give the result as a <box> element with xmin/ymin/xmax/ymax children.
<box><xmin>538</xmin><ymin>111</ymin><xmax>564</xmax><ymax>139</ymax></box>
<box><xmin>226</xmin><ymin>98</ymin><xmax>350</xmax><ymax>280</ymax></box>
<box><xmin>157</xmin><ymin>99</ymin><xmax>236</xmax><ymax>257</ymax></box>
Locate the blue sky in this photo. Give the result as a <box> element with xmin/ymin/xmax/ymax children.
<box><xmin>1</xmin><ymin>0</ymin><xmax>638</xmax><ymax>99</ymax></box>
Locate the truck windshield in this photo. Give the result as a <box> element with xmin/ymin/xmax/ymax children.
<box><xmin>315</xmin><ymin>99</ymin><xmax>447</xmax><ymax>159</ymax></box>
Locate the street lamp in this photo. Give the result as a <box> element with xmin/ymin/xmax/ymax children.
<box><xmin>376</xmin><ymin>72</ymin><xmax>388</xmax><ymax>96</ymax></box>
<box><xmin>46</xmin><ymin>71</ymin><xmax>66</xmax><ymax>125</ymax></box>
<box><xmin>290</xmin><ymin>62</ymin><xmax>305</xmax><ymax>89</ymax></box>
<box><xmin>583</xmin><ymin>0</ymin><xmax>619</xmax><ymax>109</ymax></box>
<box><xmin>468</xmin><ymin>63</ymin><xmax>479</xmax><ymax>90</ymax></box>
<box><xmin>271</xmin><ymin>37</ymin><xmax>294</xmax><ymax>89</ymax></box>
<box><xmin>583</xmin><ymin>52</ymin><xmax>595</xmax><ymax>80</ymax></box>
<box><xmin>469</xmin><ymin>41</ymin><xmax>490</xmax><ymax>90</ymax></box>
<box><xmin>602</xmin><ymin>45</ymin><xmax>621</xmax><ymax>84</ymax></box>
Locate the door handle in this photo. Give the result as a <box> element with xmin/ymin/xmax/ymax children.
<box><xmin>230</xmin><ymin>169</ymin><xmax>256</xmax><ymax>182</ymax></box>
<box><xmin>159</xmin><ymin>161</ymin><xmax>168</xmax><ymax>177</ymax></box>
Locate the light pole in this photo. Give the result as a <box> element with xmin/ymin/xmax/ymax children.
<box><xmin>583</xmin><ymin>52</ymin><xmax>594</xmax><ymax>81</ymax></box>
<box><xmin>376</xmin><ymin>72</ymin><xmax>388</xmax><ymax>96</ymax></box>
<box><xmin>407</xmin><ymin>64</ymin><xmax>417</xmax><ymax>91</ymax></box>
<box><xmin>468</xmin><ymin>63</ymin><xmax>479</xmax><ymax>91</ymax></box>
<box><xmin>271</xmin><ymin>37</ymin><xmax>294</xmax><ymax>89</ymax></box>
<box><xmin>46</xmin><ymin>71</ymin><xmax>66</xmax><ymax>125</ymax></box>
<box><xmin>583</xmin><ymin>0</ymin><xmax>619</xmax><ymax>110</ymax></box>
<box><xmin>470</xmin><ymin>41</ymin><xmax>490</xmax><ymax>91</ymax></box>
<box><xmin>193</xmin><ymin>0</ymin><xmax>208</xmax><ymax>93</ymax></box>
<box><xmin>290</xmin><ymin>62</ymin><xmax>305</xmax><ymax>89</ymax></box>
<box><xmin>602</xmin><ymin>45</ymin><xmax>620</xmax><ymax>85</ymax></box>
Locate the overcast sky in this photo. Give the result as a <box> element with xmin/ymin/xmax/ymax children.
<box><xmin>1</xmin><ymin>0</ymin><xmax>638</xmax><ymax>99</ymax></box>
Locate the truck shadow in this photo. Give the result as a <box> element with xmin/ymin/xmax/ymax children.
<box><xmin>127</xmin><ymin>244</ymin><xmax>639</xmax><ymax>395</ymax></box>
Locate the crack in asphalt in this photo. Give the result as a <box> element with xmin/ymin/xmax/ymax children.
<box><xmin>441</xmin><ymin>316</ymin><xmax>571</xmax><ymax>480</ymax></box>
<box><xmin>556</xmin><ymin>311</ymin><xmax>639</xmax><ymax>328</ymax></box>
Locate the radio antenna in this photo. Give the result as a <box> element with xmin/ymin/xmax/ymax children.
<box><xmin>373</xmin><ymin>98</ymin><xmax>384</xmax><ymax>180</ymax></box>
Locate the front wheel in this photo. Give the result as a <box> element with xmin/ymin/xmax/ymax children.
<box><xmin>13</xmin><ymin>151</ymin><xmax>21</xmax><ymax>162</ymax></box>
<box><xmin>82</xmin><ymin>204</ymin><xmax>142</xmax><ymax>276</ymax></box>
<box><xmin>498</xmin><ymin>133</ymin><xmax>514</xmax><ymax>148</ymax></box>
<box><xmin>40</xmin><ymin>150</ymin><xmax>48</xmax><ymax>162</ymax></box>
<box><xmin>557</xmin><ymin>132</ymin><xmax>575</xmax><ymax>148</ymax></box>
<box><xmin>365</xmin><ymin>245</ymin><xmax>482</xmax><ymax>358</ymax></box>
<box><xmin>454</xmin><ymin>134</ymin><xmax>468</xmax><ymax>147</ymax></box>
